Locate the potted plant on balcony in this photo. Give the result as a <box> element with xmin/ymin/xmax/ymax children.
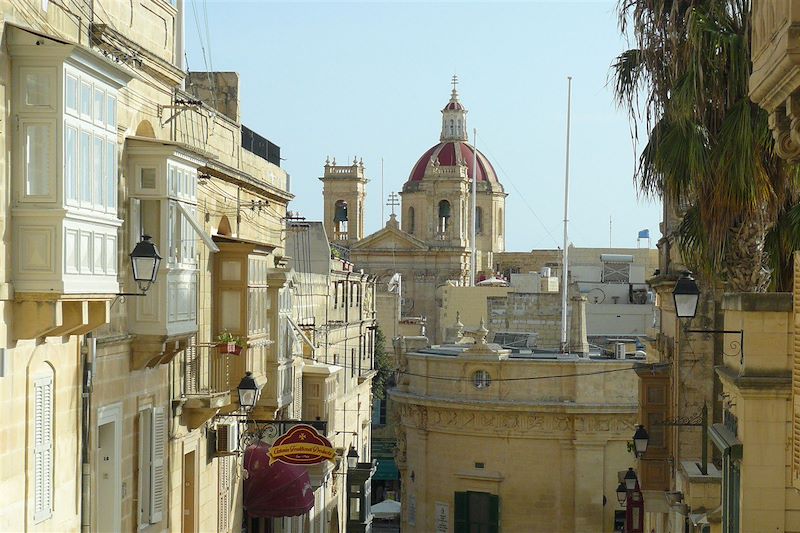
<box><xmin>216</xmin><ymin>330</ymin><xmax>246</xmax><ymax>355</ymax></box>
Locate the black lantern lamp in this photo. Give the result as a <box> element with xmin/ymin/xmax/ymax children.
<box><xmin>632</xmin><ymin>424</ymin><xmax>650</xmax><ymax>459</ymax></box>
<box><xmin>624</xmin><ymin>467</ymin><xmax>638</xmax><ymax>491</ymax></box>
<box><xmin>672</xmin><ymin>271</ymin><xmax>700</xmax><ymax>319</ymax></box>
<box><xmin>130</xmin><ymin>235</ymin><xmax>161</xmax><ymax>293</ymax></box>
<box><xmin>346</xmin><ymin>446</ymin><xmax>359</xmax><ymax>469</ymax></box>
<box><xmin>616</xmin><ymin>482</ymin><xmax>628</xmax><ymax>506</ymax></box>
<box><xmin>237</xmin><ymin>371</ymin><xmax>260</xmax><ymax>411</ymax></box>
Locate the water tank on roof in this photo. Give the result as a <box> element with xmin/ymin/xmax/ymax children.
<box><xmin>615</xmin><ymin>342</ymin><xmax>626</xmax><ymax>360</ymax></box>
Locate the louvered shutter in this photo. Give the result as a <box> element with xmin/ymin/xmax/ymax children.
<box><xmin>218</xmin><ymin>455</ymin><xmax>231</xmax><ymax>532</ymax></box>
<box><xmin>150</xmin><ymin>406</ymin><xmax>166</xmax><ymax>523</ymax></box>
<box><xmin>185</xmin><ymin>336</ymin><xmax>198</xmax><ymax>394</ymax></box>
<box><xmin>793</xmin><ymin>252</ymin><xmax>800</xmax><ymax>489</ymax></box>
<box><xmin>454</xmin><ymin>492</ymin><xmax>468</xmax><ymax>533</ymax></box>
<box><xmin>33</xmin><ymin>375</ymin><xmax>53</xmax><ymax>522</ymax></box>
<box><xmin>138</xmin><ymin>408</ymin><xmax>153</xmax><ymax>526</ymax></box>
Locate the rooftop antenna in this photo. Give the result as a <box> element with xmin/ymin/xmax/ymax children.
<box><xmin>560</xmin><ymin>76</ymin><xmax>573</xmax><ymax>354</ymax></box>
<box><xmin>381</xmin><ymin>157</ymin><xmax>385</xmax><ymax>222</ymax></box>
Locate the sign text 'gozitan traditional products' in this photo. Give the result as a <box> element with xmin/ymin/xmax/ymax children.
<box><xmin>268</xmin><ymin>424</ymin><xmax>336</xmax><ymax>466</ymax></box>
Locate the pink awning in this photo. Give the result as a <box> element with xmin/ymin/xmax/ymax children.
<box><xmin>243</xmin><ymin>443</ymin><xmax>314</xmax><ymax>518</ymax></box>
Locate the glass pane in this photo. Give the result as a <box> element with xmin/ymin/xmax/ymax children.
<box><xmin>140</xmin><ymin>168</ymin><xmax>156</xmax><ymax>189</ymax></box>
<box><xmin>80</xmin><ymin>131</ymin><xmax>90</xmax><ymax>202</ymax></box>
<box><xmin>220</xmin><ymin>291</ymin><xmax>241</xmax><ymax>331</ymax></box>
<box><xmin>65</xmin><ymin>75</ymin><xmax>78</xmax><ymax>113</ymax></box>
<box><xmin>25</xmin><ymin>124</ymin><xmax>50</xmax><ymax>196</ymax></box>
<box><xmin>168</xmin><ymin>202</ymin><xmax>177</xmax><ymax>261</ymax></box>
<box><xmin>93</xmin><ymin>136</ymin><xmax>103</xmax><ymax>208</ymax></box>
<box><xmin>646</xmin><ymin>412</ymin><xmax>665</xmax><ymax>448</ymax></box>
<box><xmin>93</xmin><ymin>88</ymin><xmax>104</xmax><ymax>124</ymax></box>
<box><xmin>106</xmin><ymin>95</ymin><xmax>116</xmax><ymax>130</ymax></box>
<box><xmin>140</xmin><ymin>200</ymin><xmax>160</xmax><ymax>240</ymax></box>
<box><xmin>25</xmin><ymin>72</ymin><xmax>50</xmax><ymax>106</ymax></box>
<box><xmin>64</xmin><ymin>125</ymin><xmax>77</xmax><ymax>202</ymax></box>
<box><xmin>80</xmin><ymin>81</ymin><xmax>91</xmax><ymax>117</ymax></box>
<box><xmin>106</xmin><ymin>141</ymin><xmax>116</xmax><ymax>210</ymax></box>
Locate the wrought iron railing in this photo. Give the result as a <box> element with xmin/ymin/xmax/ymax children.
<box><xmin>184</xmin><ymin>341</ymin><xmax>232</xmax><ymax>397</ymax></box>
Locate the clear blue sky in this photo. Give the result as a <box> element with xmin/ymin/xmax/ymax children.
<box><xmin>184</xmin><ymin>0</ymin><xmax>661</xmax><ymax>251</ymax></box>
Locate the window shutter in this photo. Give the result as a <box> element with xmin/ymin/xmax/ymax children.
<box><xmin>138</xmin><ymin>408</ymin><xmax>153</xmax><ymax>526</ymax></box>
<box><xmin>218</xmin><ymin>455</ymin><xmax>231</xmax><ymax>531</ymax></box>
<box><xmin>33</xmin><ymin>375</ymin><xmax>53</xmax><ymax>522</ymax></box>
<box><xmin>488</xmin><ymin>493</ymin><xmax>499</xmax><ymax>533</ymax></box>
<box><xmin>454</xmin><ymin>491</ymin><xmax>468</xmax><ymax>533</ymax></box>
<box><xmin>149</xmin><ymin>406</ymin><xmax>166</xmax><ymax>523</ymax></box>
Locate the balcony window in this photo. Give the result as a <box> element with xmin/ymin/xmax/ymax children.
<box><xmin>11</xmin><ymin>35</ymin><xmax>126</xmax><ymax>295</ymax></box>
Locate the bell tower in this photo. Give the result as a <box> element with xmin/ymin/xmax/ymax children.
<box><xmin>320</xmin><ymin>157</ymin><xmax>368</xmax><ymax>245</ymax></box>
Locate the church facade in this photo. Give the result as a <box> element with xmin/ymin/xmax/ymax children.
<box><xmin>323</xmin><ymin>82</ymin><xmax>507</xmax><ymax>342</ymax></box>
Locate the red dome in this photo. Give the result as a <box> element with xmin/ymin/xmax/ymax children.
<box><xmin>406</xmin><ymin>141</ymin><xmax>500</xmax><ymax>185</ymax></box>
<box><xmin>443</xmin><ymin>101</ymin><xmax>465</xmax><ymax>111</ymax></box>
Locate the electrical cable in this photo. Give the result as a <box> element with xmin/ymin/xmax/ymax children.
<box><xmin>475</xmin><ymin>132</ymin><xmax>561</xmax><ymax>248</ymax></box>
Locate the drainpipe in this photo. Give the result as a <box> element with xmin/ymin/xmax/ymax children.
<box><xmin>80</xmin><ymin>334</ymin><xmax>97</xmax><ymax>533</ymax></box>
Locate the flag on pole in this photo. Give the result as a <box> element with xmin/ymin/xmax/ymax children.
<box><xmin>637</xmin><ymin>229</ymin><xmax>650</xmax><ymax>239</ymax></box>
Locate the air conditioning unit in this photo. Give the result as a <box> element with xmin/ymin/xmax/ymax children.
<box><xmin>615</xmin><ymin>342</ymin><xmax>626</xmax><ymax>360</ymax></box>
<box><xmin>215</xmin><ymin>423</ymin><xmax>238</xmax><ymax>456</ymax></box>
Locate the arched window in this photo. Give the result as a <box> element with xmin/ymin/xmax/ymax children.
<box><xmin>475</xmin><ymin>207</ymin><xmax>483</xmax><ymax>235</ymax></box>
<box><xmin>407</xmin><ymin>207</ymin><xmax>415</xmax><ymax>234</ymax></box>
<box><xmin>449</xmin><ymin>119</ymin><xmax>454</xmax><ymax>135</ymax></box>
<box><xmin>498</xmin><ymin>208</ymin><xmax>503</xmax><ymax>237</ymax></box>
<box><xmin>333</xmin><ymin>200</ymin><xmax>348</xmax><ymax>239</ymax></box>
<box><xmin>438</xmin><ymin>200</ymin><xmax>451</xmax><ymax>234</ymax></box>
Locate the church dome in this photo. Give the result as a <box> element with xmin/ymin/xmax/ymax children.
<box><xmin>406</xmin><ymin>141</ymin><xmax>500</xmax><ymax>184</ymax></box>
<box><xmin>404</xmin><ymin>78</ymin><xmax>502</xmax><ymax>190</ymax></box>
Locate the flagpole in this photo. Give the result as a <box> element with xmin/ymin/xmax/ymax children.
<box><xmin>560</xmin><ymin>77</ymin><xmax>572</xmax><ymax>354</ymax></box>
<box><xmin>470</xmin><ymin>128</ymin><xmax>478</xmax><ymax>287</ymax></box>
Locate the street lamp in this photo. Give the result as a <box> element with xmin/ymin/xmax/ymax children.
<box><xmin>237</xmin><ymin>371</ymin><xmax>260</xmax><ymax>411</ymax></box>
<box><xmin>616</xmin><ymin>482</ymin><xmax>627</xmax><ymax>506</ymax></box>
<box><xmin>624</xmin><ymin>467</ymin><xmax>638</xmax><ymax>491</ymax></box>
<box><xmin>130</xmin><ymin>235</ymin><xmax>162</xmax><ymax>293</ymax></box>
<box><xmin>347</xmin><ymin>446</ymin><xmax>359</xmax><ymax>469</ymax></box>
<box><xmin>672</xmin><ymin>271</ymin><xmax>700</xmax><ymax>319</ymax></box>
<box><xmin>632</xmin><ymin>425</ymin><xmax>649</xmax><ymax>459</ymax></box>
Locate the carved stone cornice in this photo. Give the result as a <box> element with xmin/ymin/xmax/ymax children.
<box><xmin>394</xmin><ymin>403</ymin><xmax>636</xmax><ymax>439</ymax></box>
<box><xmin>769</xmin><ymin>101</ymin><xmax>800</xmax><ymax>161</ymax></box>
<box><xmin>751</xmin><ymin>1</ymin><xmax>800</xmax><ymax>161</ymax></box>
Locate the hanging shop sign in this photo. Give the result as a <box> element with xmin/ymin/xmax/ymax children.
<box><xmin>268</xmin><ymin>423</ymin><xmax>336</xmax><ymax>466</ymax></box>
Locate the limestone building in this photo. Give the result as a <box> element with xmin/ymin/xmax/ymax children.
<box><xmin>337</xmin><ymin>81</ymin><xmax>507</xmax><ymax>343</ymax></box>
<box><xmin>0</xmin><ymin>3</ymin><xmax>375</xmax><ymax>533</ymax></box>
<box><xmin>389</xmin><ymin>332</ymin><xmax>640</xmax><ymax>532</ymax></box>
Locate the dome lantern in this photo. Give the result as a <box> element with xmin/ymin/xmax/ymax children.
<box><xmin>441</xmin><ymin>75</ymin><xmax>468</xmax><ymax>142</ymax></box>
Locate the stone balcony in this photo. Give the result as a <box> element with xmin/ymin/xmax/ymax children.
<box><xmin>750</xmin><ymin>2</ymin><xmax>800</xmax><ymax>160</ymax></box>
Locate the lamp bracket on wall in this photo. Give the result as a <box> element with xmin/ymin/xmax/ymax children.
<box><xmin>683</xmin><ymin>326</ymin><xmax>744</xmax><ymax>365</ymax></box>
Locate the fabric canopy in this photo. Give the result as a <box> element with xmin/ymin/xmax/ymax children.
<box><xmin>373</xmin><ymin>457</ymin><xmax>399</xmax><ymax>481</ymax></box>
<box><xmin>371</xmin><ymin>499</ymin><xmax>401</xmax><ymax>519</ymax></box>
<box><xmin>243</xmin><ymin>442</ymin><xmax>314</xmax><ymax>518</ymax></box>
<box><xmin>476</xmin><ymin>276</ymin><xmax>508</xmax><ymax>287</ymax></box>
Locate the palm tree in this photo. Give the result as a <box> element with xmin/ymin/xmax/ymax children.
<box><xmin>612</xmin><ymin>0</ymin><xmax>800</xmax><ymax>291</ymax></box>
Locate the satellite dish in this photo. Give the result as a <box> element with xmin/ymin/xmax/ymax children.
<box><xmin>587</xmin><ymin>288</ymin><xmax>605</xmax><ymax>304</ymax></box>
